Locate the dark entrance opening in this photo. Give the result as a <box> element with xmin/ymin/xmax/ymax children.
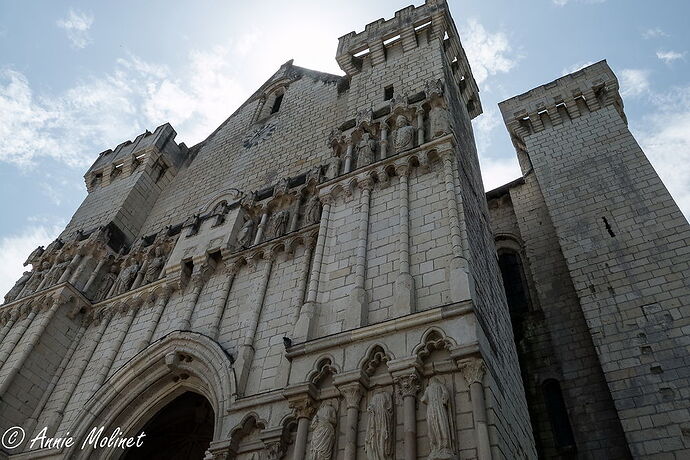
<box><xmin>122</xmin><ymin>391</ymin><xmax>214</xmax><ymax>460</ymax></box>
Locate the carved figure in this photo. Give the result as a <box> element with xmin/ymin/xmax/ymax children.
<box><xmin>393</xmin><ymin>115</ymin><xmax>415</xmax><ymax>152</ymax></box>
<box><xmin>429</xmin><ymin>106</ymin><xmax>450</xmax><ymax>139</ymax></box>
<box><xmin>43</xmin><ymin>258</ymin><xmax>69</xmax><ymax>288</ymax></box>
<box><xmin>356</xmin><ymin>132</ymin><xmax>377</xmax><ymax>168</ymax></box>
<box><xmin>309</xmin><ymin>404</ymin><xmax>337</xmax><ymax>460</ymax></box>
<box><xmin>23</xmin><ymin>262</ymin><xmax>50</xmax><ymax>294</ymax></box>
<box><xmin>4</xmin><ymin>271</ymin><xmax>32</xmax><ymax>303</ymax></box>
<box><xmin>96</xmin><ymin>265</ymin><xmax>118</xmax><ymax>301</ymax></box>
<box><xmin>269</xmin><ymin>210</ymin><xmax>290</xmax><ymax>239</ymax></box>
<box><xmin>236</xmin><ymin>217</ymin><xmax>255</xmax><ymax>248</ymax></box>
<box><xmin>111</xmin><ymin>261</ymin><xmax>140</xmax><ymax>297</ymax></box>
<box><xmin>326</xmin><ymin>154</ymin><xmax>341</xmax><ymax>180</ymax></box>
<box><xmin>421</xmin><ymin>377</ymin><xmax>455</xmax><ymax>459</ymax></box>
<box><xmin>24</xmin><ymin>246</ymin><xmax>45</xmax><ymax>266</ymax></box>
<box><xmin>304</xmin><ymin>196</ymin><xmax>322</xmax><ymax>225</ymax></box>
<box><xmin>44</xmin><ymin>237</ymin><xmax>64</xmax><ymax>255</ymax></box>
<box><xmin>144</xmin><ymin>246</ymin><xmax>166</xmax><ymax>284</ymax></box>
<box><xmin>365</xmin><ymin>392</ymin><xmax>393</xmax><ymax>460</ymax></box>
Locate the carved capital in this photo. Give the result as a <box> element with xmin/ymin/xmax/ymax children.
<box><xmin>224</xmin><ymin>260</ymin><xmax>243</xmax><ymax>276</ymax></box>
<box><xmin>394</xmin><ymin>372</ymin><xmax>420</xmax><ymax>398</ymax></box>
<box><xmin>264</xmin><ymin>440</ymin><xmax>285</xmax><ymax>460</ymax></box>
<box><xmin>358</xmin><ymin>177</ymin><xmax>374</xmax><ymax>192</ymax></box>
<box><xmin>459</xmin><ymin>358</ymin><xmax>485</xmax><ymax>386</ymax></box>
<box><xmin>339</xmin><ymin>383</ymin><xmax>364</xmax><ymax>409</ymax></box>
<box><xmin>289</xmin><ymin>397</ymin><xmax>316</xmax><ymax>419</ymax></box>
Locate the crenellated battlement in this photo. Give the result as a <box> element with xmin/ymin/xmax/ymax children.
<box><xmin>336</xmin><ymin>0</ymin><xmax>481</xmax><ymax>118</ymax></box>
<box><xmin>499</xmin><ymin>60</ymin><xmax>625</xmax><ymax>145</ymax></box>
<box><xmin>84</xmin><ymin>123</ymin><xmax>188</xmax><ymax>192</ymax></box>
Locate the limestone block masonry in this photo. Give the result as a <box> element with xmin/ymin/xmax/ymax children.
<box><xmin>1</xmin><ymin>2</ymin><xmax>688</xmax><ymax>460</ymax></box>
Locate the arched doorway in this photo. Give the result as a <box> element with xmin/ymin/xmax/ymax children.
<box><xmin>122</xmin><ymin>392</ymin><xmax>214</xmax><ymax>460</ymax></box>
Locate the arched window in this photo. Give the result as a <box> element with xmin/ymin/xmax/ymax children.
<box><xmin>542</xmin><ymin>379</ymin><xmax>576</xmax><ymax>452</ymax></box>
<box><xmin>498</xmin><ymin>251</ymin><xmax>530</xmax><ymax>318</ymax></box>
<box><xmin>256</xmin><ymin>87</ymin><xmax>286</xmax><ymax>122</ymax></box>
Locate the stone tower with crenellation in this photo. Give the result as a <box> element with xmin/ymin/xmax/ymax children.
<box><xmin>2</xmin><ymin>1</ymin><xmax>689</xmax><ymax>460</ymax></box>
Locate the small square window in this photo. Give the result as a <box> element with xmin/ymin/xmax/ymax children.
<box><xmin>384</xmin><ymin>85</ymin><xmax>394</xmax><ymax>101</ymax></box>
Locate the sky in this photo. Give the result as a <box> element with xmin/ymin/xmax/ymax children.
<box><xmin>1</xmin><ymin>0</ymin><xmax>689</xmax><ymax>296</ymax></box>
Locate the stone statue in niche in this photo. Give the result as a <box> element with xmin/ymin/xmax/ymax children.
<box><xmin>356</xmin><ymin>132</ymin><xmax>377</xmax><ymax>168</ymax></box>
<box><xmin>236</xmin><ymin>217</ymin><xmax>255</xmax><ymax>249</ymax></box>
<box><xmin>309</xmin><ymin>403</ymin><xmax>337</xmax><ymax>460</ymax></box>
<box><xmin>111</xmin><ymin>260</ymin><xmax>140</xmax><ymax>297</ymax></box>
<box><xmin>4</xmin><ymin>271</ymin><xmax>32</xmax><ymax>303</ymax></box>
<box><xmin>144</xmin><ymin>246</ymin><xmax>166</xmax><ymax>284</ymax></box>
<box><xmin>421</xmin><ymin>377</ymin><xmax>455</xmax><ymax>459</ymax></box>
<box><xmin>429</xmin><ymin>106</ymin><xmax>450</xmax><ymax>139</ymax></box>
<box><xmin>43</xmin><ymin>258</ymin><xmax>69</xmax><ymax>287</ymax></box>
<box><xmin>326</xmin><ymin>154</ymin><xmax>341</xmax><ymax>180</ymax></box>
<box><xmin>96</xmin><ymin>265</ymin><xmax>118</xmax><ymax>301</ymax></box>
<box><xmin>365</xmin><ymin>392</ymin><xmax>393</xmax><ymax>460</ymax></box>
<box><xmin>304</xmin><ymin>195</ymin><xmax>322</xmax><ymax>226</ymax></box>
<box><xmin>393</xmin><ymin>115</ymin><xmax>415</xmax><ymax>153</ymax></box>
<box><xmin>269</xmin><ymin>210</ymin><xmax>290</xmax><ymax>239</ymax></box>
<box><xmin>23</xmin><ymin>262</ymin><xmax>50</xmax><ymax>295</ymax></box>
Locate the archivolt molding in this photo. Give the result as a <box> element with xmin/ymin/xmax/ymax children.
<box><xmin>65</xmin><ymin>331</ymin><xmax>235</xmax><ymax>458</ymax></box>
<box><xmin>413</xmin><ymin>327</ymin><xmax>459</xmax><ymax>361</ymax></box>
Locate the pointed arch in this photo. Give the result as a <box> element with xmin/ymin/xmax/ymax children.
<box><xmin>65</xmin><ymin>331</ymin><xmax>235</xmax><ymax>459</ymax></box>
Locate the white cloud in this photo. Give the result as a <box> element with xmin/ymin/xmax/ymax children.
<box><xmin>619</xmin><ymin>69</ymin><xmax>650</xmax><ymax>98</ymax></box>
<box><xmin>56</xmin><ymin>9</ymin><xmax>94</xmax><ymax>49</ymax></box>
<box><xmin>0</xmin><ymin>223</ymin><xmax>63</xmax><ymax>299</ymax></box>
<box><xmin>473</xmin><ymin>107</ymin><xmax>522</xmax><ymax>191</ymax></box>
<box><xmin>656</xmin><ymin>50</ymin><xmax>685</xmax><ymax>64</ymax></box>
<box><xmin>562</xmin><ymin>60</ymin><xmax>595</xmax><ymax>76</ymax></box>
<box><xmin>0</xmin><ymin>46</ymin><xmax>247</xmax><ymax>169</ymax></box>
<box><xmin>459</xmin><ymin>19</ymin><xmax>518</xmax><ymax>88</ymax></box>
<box><xmin>635</xmin><ymin>86</ymin><xmax>690</xmax><ymax>219</ymax></box>
<box><xmin>642</xmin><ymin>27</ymin><xmax>668</xmax><ymax>39</ymax></box>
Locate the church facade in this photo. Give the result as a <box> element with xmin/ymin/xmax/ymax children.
<box><xmin>1</xmin><ymin>1</ymin><xmax>689</xmax><ymax>459</ymax></box>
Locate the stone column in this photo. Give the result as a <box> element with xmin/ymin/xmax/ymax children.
<box><xmin>46</xmin><ymin>310</ymin><xmax>112</xmax><ymax>432</ymax></box>
<box><xmin>25</xmin><ymin>323</ymin><xmax>86</xmax><ymax>438</ymax></box>
<box><xmin>131</xmin><ymin>260</ymin><xmax>148</xmax><ymax>290</ymax></box>
<box><xmin>416</xmin><ymin>108</ymin><xmax>425</xmax><ymax>146</ymax></box>
<box><xmin>0</xmin><ymin>310</ymin><xmax>19</xmax><ymax>344</ymax></box>
<box><xmin>82</xmin><ymin>258</ymin><xmax>106</xmax><ymax>293</ymax></box>
<box><xmin>0</xmin><ymin>300</ymin><xmax>61</xmax><ymax>396</ymax></box>
<box><xmin>461</xmin><ymin>358</ymin><xmax>491</xmax><ymax>460</ymax></box>
<box><xmin>235</xmin><ymin>251</ymin><xmax>274</xmax><ymax>395</ymax></box>
<box><xmin>293</xmin><ymin>198</ymin><xmax>331</xmax><ymax>341</ymax></box>
<box><xmin>441</xmin><ymin>151</ymin><xmax>472</xmax><ymax>302</ymax></box>
<box><xmin>179</xmin><ymin>260</ymin><xmax>213</xmax><ymax>331</ymax></box>
<box><xmin>136</xmin><ymin>285</ymin><xmax>174</xmax><ymax>352</ymax></box>
<box><xmin>394</xmin><ymin>166</ymin><xmax>416</xmax><ymax>315</ymax></box>
<box><xmin>91</xmin><ymin>304</ymin><xmax>139</xmax><ymax>392</ymax></box>
<box><xmin>380</xmin><ymin>126</ymin><xmax>389</xmax><ymax>159</ymax></box>
<box><xmin>209</xmin><ymin>261</ymin><xmax>241</xmax><ymax>340</ymax></box>
<box><xmin>343</xmin><ymin>141</ymin><xmax>354</xmax><ymax>174</ymax></box>
<box><xmin>291</xmin><ymin>237</ymin><xmax>315</xmax><ymax>326</ymax></box>
<box><xmin>288</xmin><ymin>198</ymin><xmax>301</xmax><ymax>233</ymax></box>
<box><xmin>290</xmin><ymin>398</ymin><xmax>316</xmax><ymax>460</ymax></box>
<box><xmin>340</xmin><ymin>383</ymin><xmax>364</xmax><ymax>460</ymax></box>
<box><xmin>58</xmin><ymin>254</ymin><xmax>83</xmax><ymax>284</ymax></box>
<box><xmin>350</xmin><ymin>180</ymin><xmax>373</xmax><ymax>328</ymax></box>
<box><xmin>395</xmin><ymin>372</ymin><xmax>421</xmax><ymax>460</ymax></box>
<box><xmin>0</xmin><ymin>307</ymin><xmax>38</xmax><ymax>368</ymax></box>
<box><xmin>253</xmin><ymin>211</ymin><xmax>270</xmax><ymax>246</ymax></box>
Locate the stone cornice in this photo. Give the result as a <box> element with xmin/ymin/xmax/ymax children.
<box><xmin>318</xmin><ymin>134</ymin><xmax>454</xmax><ymax>200</ymax></box>
<box><xmin>286</xmin><ymin>300</ymin><xmax>473</xmax><ymax>359</ymax></box>
<box><xmin>499</xmin><ymin>60</ymin><xmax>625</xmax><ymax>144</ymax></box>
<box><xmin>0</xmin><ymin>282</ymin><xmax>90</xmax><ymax>317</ymax></box>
